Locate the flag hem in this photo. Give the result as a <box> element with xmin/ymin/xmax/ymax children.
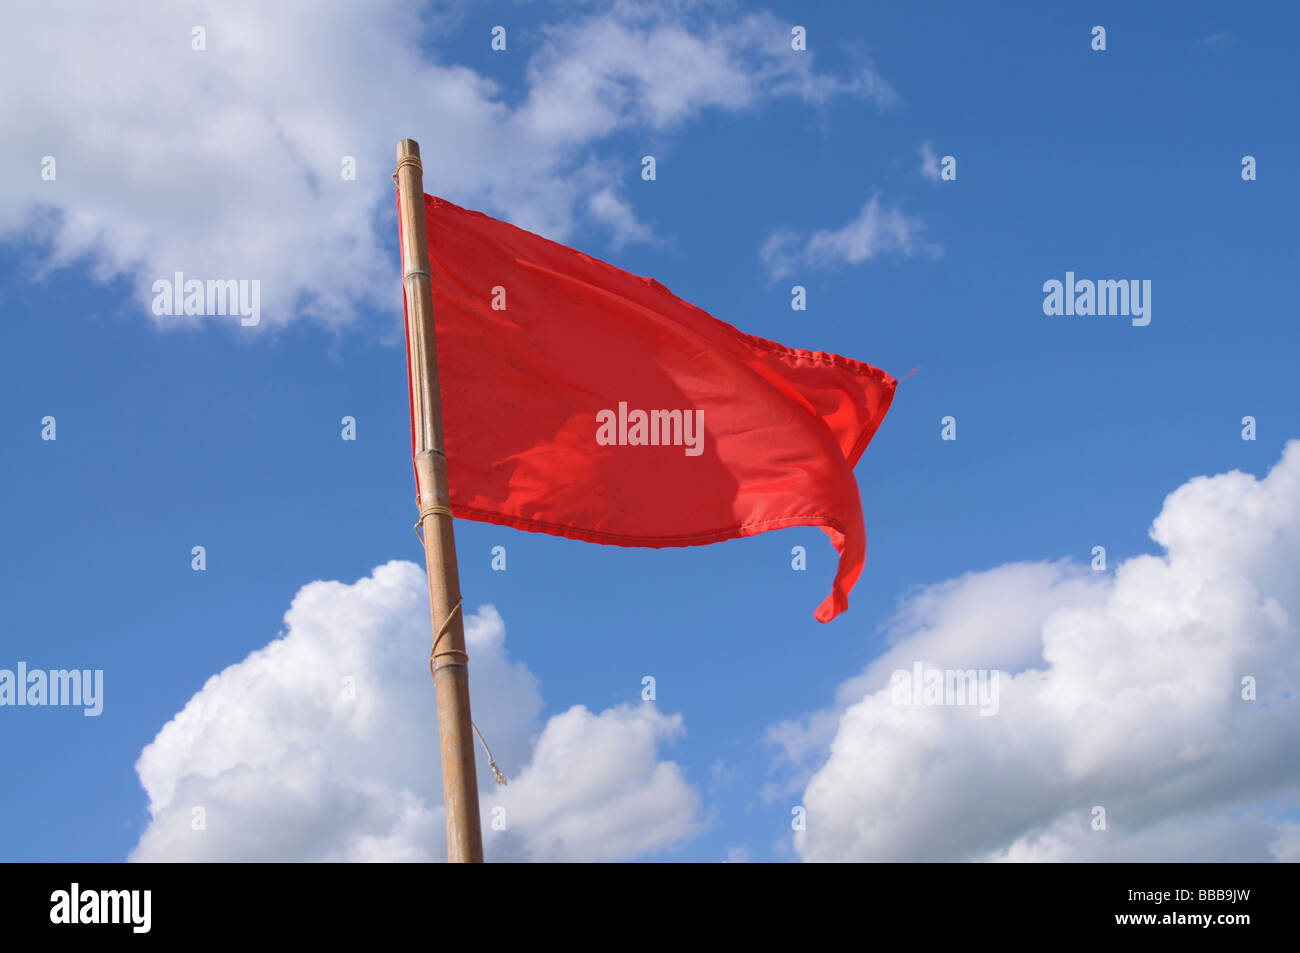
<box><xmin>448</xmin><ymin>503</ymin><xmax>849</xmax><ymax>550</ymax></box>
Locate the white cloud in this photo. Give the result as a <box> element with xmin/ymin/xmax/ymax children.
<box><xmin>769</xmin><ymin>442</ymin><xmax>1300</xmax><ymax>861</ymax></box>
<box><xmin>586</xmin><ymin>185</ymin><xmax>657</xmax><ymax>250</ymax></box>
<box><xmin>494</xmin><ymin>703</ymin><xmax>700</xmax><ymax>861</ymax></box>
<box><xmin>130</xmin><ymin>560</ymin><xmax>699</xmax><ymax>861</ymax></box>
<box><xmin>760</xmin><ymin>194</ymin><xmax>939</xmax><ymax>280</ymax></box>
<box><xmin>919</xmin><ymin>140</ymin><xmax>940</xmax><ymax>180</ymax></box>
<box><xmin>0</xmin><ymin>1</ymin><xmax>886</xmax><ymax>331</ymax></box>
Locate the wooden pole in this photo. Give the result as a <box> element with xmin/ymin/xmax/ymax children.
<box><xmin>395</xmin><ymin>139</ymin><xmax>485</xmax><ymax>863</ymax></box>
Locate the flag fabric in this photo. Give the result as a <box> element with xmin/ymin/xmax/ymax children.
<box><xmin>401</xmin><ymin>193</ymin><xmax>896</xmax><ymax>621</ymax></box>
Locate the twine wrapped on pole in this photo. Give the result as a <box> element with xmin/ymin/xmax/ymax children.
<box><xmin>395</xmin><ymin>138</ymin><xmax>484</xmax><ymax>863</ymax></box>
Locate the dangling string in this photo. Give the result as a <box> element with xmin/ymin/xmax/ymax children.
<box><xmin>472</xmin><ymin>722</ymin><xmax>508</xmax><ymax>787</ymax></box>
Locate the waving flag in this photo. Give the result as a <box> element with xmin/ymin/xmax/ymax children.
<box><xmin>404</xmin><ymin>193</ymin><xmax>896</xmax><ymax>621</ymax></box>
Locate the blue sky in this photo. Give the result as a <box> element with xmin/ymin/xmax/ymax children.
<box><xmin>1</xmin><ymin>0</ymin><xmax>1297</xmax><ymax>862</ymax></box>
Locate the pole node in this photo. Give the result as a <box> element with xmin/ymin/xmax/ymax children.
<box><xmin>413</xmin><ymin>502</ymin><xmax>455</xmax><ymax>545</ymax></box>
<box><xmin>395</xmin><ymin>154</ymin><xmax>424</xmax><ymax>176</ymax></box>
<box><xmin>423</xmin><ymin>600</ymin><xmax>507</xmax><ymax>786</ymax></box>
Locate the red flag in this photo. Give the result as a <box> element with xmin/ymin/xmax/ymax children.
<box><xmin>403</xmin><ymin>193</ymin><xmax>896</xmax><ymax>621</ymax></box>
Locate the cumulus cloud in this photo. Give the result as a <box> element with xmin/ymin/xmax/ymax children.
<box><xmin>0</xmin><ymin>1</ymin><xmax>886</xmax><ymax>331</ymax></box>
<box><xmin>130</xmin><ymin>560</ymin><xmax>699</xmax><ymax>861</ymax></box>
<box><xmin>493</xmin><ymin>704</ymin><xmax>700</xmax><ymax>861</ymax></box>
<box><xmin>768</xmin><ymin>442</ymin><xmax>1300</xmax><ymax>861</ymax></box>
<box><xmin>760</xmin><ymin>194</ymin><xmax>939</xmax><ymax>280</ymax></box>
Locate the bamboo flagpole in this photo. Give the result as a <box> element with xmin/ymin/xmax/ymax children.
<box><xmin>395</xmin><ymin>139</ymin><xmax>485</xmax><ymax>863</ymax></box>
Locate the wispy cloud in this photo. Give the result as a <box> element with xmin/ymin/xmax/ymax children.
<box><xmin>1194</xmin><ymin>31</ymin><xmax>1237</xmax><ymax>50</ymax></box>
<box><xmin>760</xmin><ymin>195</ymin><xmax>940</xmax><ymax>280</ymax></box>
<box><xmin>919</xmin><ymin>140</ymin><xmax>941</xmax><ymax>181</ymax></box>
